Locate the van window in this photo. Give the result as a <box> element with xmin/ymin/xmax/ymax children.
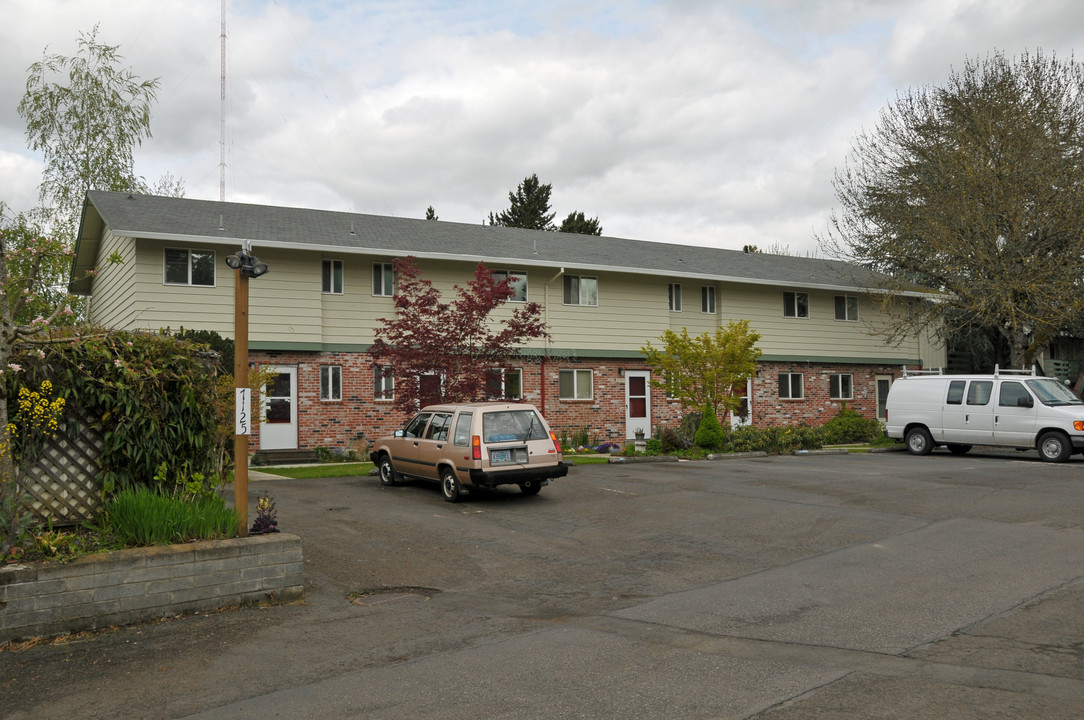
<box><xmin>998</xmin><ymin>382</ymin><xmax>1031</xmax><ymax>407</ymax></box>
<box><xmin>483</xmin><ymin>410</ymin><xmax>548</xmax><ymax>442</ymax></box>
<box><xmin>966</xmin><ymin>381</ymin><xmax>992</xmax><ymax>406</ymax></box>
<box><xmin>946</xmin><ymin>380</ymin><xmax>965</xmax><ymax>405</ymax></box>
<box><xmin>453</xmin><ymin>412</ymin><xmax>473</xmax><ymax>446</ymax></box>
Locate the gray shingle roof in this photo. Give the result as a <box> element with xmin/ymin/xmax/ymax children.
<box><xmin>74</xmin><ymin>191</ymin><xmax>896</xmax><ymax>294</ymax></box>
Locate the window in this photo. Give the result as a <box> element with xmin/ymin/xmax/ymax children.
<box><xmin>829</xmin><ymin>374</ymin><xmax>853</xmax><ymax>400</ymax></box>
<box><xmin>779</xmin><ymin>373</ymin><xmax>804</xmax><ymax>399</ymax></box>
<box><xmin>701</xmin><ymin>285</ymin><xmax>716</xmax><ymax>314</ymax></box>
<box><xmin>403</xmin><ymin>413</ymin><xmax>431</xmax><ymax>438</ymax></box>
<box><xmin>424</xmin><ymin>413</ymin><xmax>452</xmax><ymax>441</ymax></box>
<box><xmin>486</xmin><ymin>368</ymin><xmax>522</xmax><ymax>400</ymax></box>
<box><xmin>164</xmin><ymin>248</ymin><xmax>215</xmax><ymax>286</ymax></box>
<box><xmin>783</xmin><ymin>291</ymin><xmax>809</xmax><ymax>318</ymax></box>
<box><xmin>563</xmin><ymin>275</ymin><xmax>598</xmax><ymax>306</ymax></box>
<box><xmin>492</xmin><ymin>270</ymin><xmax>528</xmax><ymax>302</ymax></box>
<box><xmin>834</xmin><ymin>295</ymin><xmax>858</xmax><ymax>321</ymax></box>
<box><xmin>668</xmin><ymin>283</ymin><xmax>682</xmax><ymax>312</ymax></box>
<box><xmin>946</xmin><ymin>380</ymin><xmax>965</xmax><ymax>405</ymax></box>
<box><xmin>373</xmin><ymin>366</ymin><xmax>394</xmax><ymax>400</ymax></box>
<box><xmin>967</xmin><ymin>380</ymin><xmax>993</xmax><ymax>406</ymax></box>
<box><xmin>320</xmin><ymin>366</ymin><xmax>342</xmax><ymax>401</ymax></box>
<box><xmin>999</xmin><ymin>381</ymin><xmax>1031</xmax><ymax>407</ymax></box>
<box><xmin>322</xmin><ymin>259</ymin><xmax>343</xmax><ymax>294</ymax></box>
<box><xmin>373</xmin><ymin>262</ymin><xmax>394</xmax><ymax>296</ymax></box>
<box><xmin>559</xmin><ymin>369</ymin><xmax>593</xmax><ymax>400</ymax></box>
<box><xmin>453</xmin><ymin>412</ymin><xmax>473</xmax><ymax>446</ymax></box>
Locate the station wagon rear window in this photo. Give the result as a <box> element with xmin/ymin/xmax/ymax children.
<box><xmin>482</xmin><ymin>410</ymin><xmax>549</xmax><ymax>443</ymax></box>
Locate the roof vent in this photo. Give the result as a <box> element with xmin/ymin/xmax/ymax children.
<box><xmin>219</xmin><ymin>214</ymin><xmax>225</xmax><ymax>231</ymax></box>
<box><xmin>350</xmin><ymin>221</ymin><xmax>356</xmax><ymax>236</ymax></box>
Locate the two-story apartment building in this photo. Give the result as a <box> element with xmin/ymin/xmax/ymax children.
<box><xmin>70</xmin><ymin>191</ymin><xmax>943</xmax><ymax>452</ymax></box>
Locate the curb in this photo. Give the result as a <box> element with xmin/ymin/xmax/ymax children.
<box><xmin>791</xmin><ymin>448</ymin><xmax>850</xmax><ymax>456</ymax></box>
<box><xmin>607</xmin><ymin>455</ymin><xmax>680</xmax><ymax>464</ymax></box>
<box><xmin>705</xmin><ymin>451</ymin><xmax>770</xmax><ymax>460</ymax></box>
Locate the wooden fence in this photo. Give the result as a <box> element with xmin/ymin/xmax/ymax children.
<box><xmin>19</xmin><ymin>413</ymin><xmax>104</xmax><ymax>526</ymax></box>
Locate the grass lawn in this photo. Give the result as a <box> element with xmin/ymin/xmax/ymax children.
<box><xmin>255</xmin><ymin>462</ymin><xmax>374</xmax><ymax>479</ymax></box>
<box><xmin>566</xmin><ymin>454</ymin><xmax>615</xmax><ymax>464</ymax></box>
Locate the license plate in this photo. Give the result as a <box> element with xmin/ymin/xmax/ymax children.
<box><xmin>491</xmin><ymin>449</ymin><xmax>512</xmax><ymax>464</ymax></box>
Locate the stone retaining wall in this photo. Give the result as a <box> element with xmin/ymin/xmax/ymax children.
<box><xmin>0</xmin><ymin>533</ymin><xmax>304</xmax><ymax>644</ymax></box>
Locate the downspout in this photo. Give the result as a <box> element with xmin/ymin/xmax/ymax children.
<box><xmin>542</xmin><ymin>267</ymin><xmax>565</xmax><ymax>416</ymax></box>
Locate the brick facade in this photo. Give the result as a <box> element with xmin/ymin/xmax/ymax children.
<box><xmin>246</xmin><ymin>351</ymin><xmax>899</xmax><ymax>452</ymax></box>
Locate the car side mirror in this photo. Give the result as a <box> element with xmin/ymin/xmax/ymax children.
<box><xmin>1018</xmin><ymin>396</ymin><xmax>1034</xmax><ymax>408</ymax></box>
<box><xmin>394</xmin><ymin>429</ymin><xmax>405</xmax><ymax>437</ymax></box>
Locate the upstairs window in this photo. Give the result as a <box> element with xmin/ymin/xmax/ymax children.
<box><xmin>834</xmin><ymin>295</ymin><xmax>858</xmax><ymax>321</ymax></box>
<box><xmin>491</xmin><ymin>270</ymin><xmax>528</xmax><ymax>302</ymax></box>
<box><xmin>668</xmin><ymin>283</ymin><xmax>682</xmax><ymax>312</ymax></box>
<box><xmin>373</xmin><ymin>262</ymin><xmax>394</xmax><ymax>297</ymax></box>
<box><xmin>783</xmin><ymin>291</ymin><xmax>809</xmax><ymax>318</ymax></box>
<box><xmin>563</xmin><ymin>275</ymin><xmax>598</xmax><ymax>306</ymax></box>
<box><xmin>322</xmin><ymin>260</ymin><xmax>343</xmax><ymax>294</ymax></box>
<box><xmin>164</xmin><ymin>249</ymin><xmax>215</xmax><ymax>287</ymax></box>
<box><xmin>701</xmin><ymin>286</ymin><xmax>716</xmax><ymax>314</ymax></box>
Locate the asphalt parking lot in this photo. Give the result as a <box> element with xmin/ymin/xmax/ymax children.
<box><xmin>3</xmin><ymin>448</ymin><xmax>1084</xmax><ymax>719</ymax></box>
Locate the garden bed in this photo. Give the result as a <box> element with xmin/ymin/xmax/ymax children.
<box><xmin>0</xmin><ymin>533</ymin><xmax>303</xmax><ymax>644</ymax></box>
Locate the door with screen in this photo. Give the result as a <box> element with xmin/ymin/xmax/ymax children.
<box><xmin>261</xmin><ymin>366</ymin><xmax>298</xmax><ymax>450</ymax></box>
<box><xmin>625</xmin><ymin>371</ymin><xmax>651</xmax><ymax>439</ymax></box>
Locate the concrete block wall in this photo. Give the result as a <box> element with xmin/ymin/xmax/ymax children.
<box><xmin>0</xmin><ymin>533</ymin><xmax>304</xmax><ymax>644</ymax></box>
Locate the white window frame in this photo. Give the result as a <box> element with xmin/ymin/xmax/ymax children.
<box><xmin>563</xmin><ymin>275</ymin><xmax>598</xmax><ymax>306</ymax></box>
<box><xmin>320</xmin><ymin>365</ymin><xmax>342</xmax><ymax>401</ymax></box>
<box><xmin>322</xmin><ymin>259</ymin><xmax>343</xmax><ymax>294</ymax></box>
<box><xmin>559</xmin><ymin>369</ymin><xmax>593</xmax><ymax>400</ymax></box>
<box><xmin>668</xmin><ymin>283</ymin><xmax>682</xmax><ymax>312</ymax></box>
<box><xmin>486</xmin><ymin>368</ymin><xmax>523</xmax><ymax>400</ymax></box>
<box><xmin>164</xmin><ymin>248</ymin><xmax>215</xmax><ymax>287</ymax></box>
<box><xmin>701</xmin><ymin>285</ymin><xmax>716</xmax><ymax>314</ymax></box>
<box><xmin>829</xmin><ymin>373</ymin><xmax>853</xmax><ymax>400</ymax></box>
<box><xmin>373</xmin><ymin>262</ymin><xmax>394</xmax><ymax>297</ymax></box>
<box><xmin>491</xmin><ymin>270</ymin><xmax>528</xmax><ymax>302</ymax></box>
<box><xmin>779</xmin><ymin>372</ymin><xmax>804</xmax><ymax>399</ymax></box>
<box><xmin>834</xmin><ymin>294</ymin><xmax>859</xmax><ymax>321</ymax></box>
<box><xmin>783</xmin><ymin>291</ymin><xmax>809</xmax><ymax>319</ymax></box>
<box><xmin>373</xmin><ymin>366</ymin><xmax>395</xmax><ymax>401</ymax></box>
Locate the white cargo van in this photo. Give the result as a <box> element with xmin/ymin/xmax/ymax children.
<box><xmin>885</xmin><ymin>367</ymin><xmax>1084</xmax><ymax>462</ymax></box>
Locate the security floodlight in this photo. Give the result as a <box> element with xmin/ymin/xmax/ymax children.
<box><xmin>225</xmin><ymin>249</ymin><xmax>269</xmax><ymax>278</ymax></box>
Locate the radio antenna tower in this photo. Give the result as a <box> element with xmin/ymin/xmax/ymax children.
<box><xmin>219</xmin><ymin>0</ymin><xmax>227</xmax><ymax>201</ymax></box>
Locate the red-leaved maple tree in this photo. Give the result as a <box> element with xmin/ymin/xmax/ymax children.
<box><xmin>370</xmin><ymin>257</ymin><xmax>549</xmax><ymax>413</ymax></box>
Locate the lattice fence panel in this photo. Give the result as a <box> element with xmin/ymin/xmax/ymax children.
<box><xmin>21</xmin><ymin>414</ymin><xmax>104</xmax><ymax>526</ymax></box>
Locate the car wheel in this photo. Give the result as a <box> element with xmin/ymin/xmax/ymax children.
<box><xmin>441</xmin><ymin>468</ymin><xmax>462</xmax><ymax>503</ymax></box>
<box><xmin>519</xmin><ymin>480</ymin><xmax>542</xmax><ymax>496</ymax></box>
<box><xmin>378</xmin><ymin>454</ymin><xmax>398</xmax><ymax>486</ymax></box>
<box><xmin>1037</xmin><ymin>431</ymin><xmax>1071</xmax><ymax>463</ymax></box>
<box><xmin>946</xmin><ymin>444</ymin><xmax>972</xmax><ymax>455</ymax></box>
<box><xmin>905</xmin><ymin>427</ymin><xmax>934</xmax><ymax>456</ymax></box>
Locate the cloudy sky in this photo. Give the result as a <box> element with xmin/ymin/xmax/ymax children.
<box><xmin>3</xmin><ymin>1</ymin><xmax>1084</xmax><ymax>255</ymax></box>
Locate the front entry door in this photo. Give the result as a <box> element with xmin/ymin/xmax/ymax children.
<box><xmin>261</xmin><ymin>366</ymin><xmax>298</xmax><ymax>450</ymax></box>
<box><xmin>625</xmin><ymin>371</ymin><xmax>651</xmax><ymax>440</ymax></box>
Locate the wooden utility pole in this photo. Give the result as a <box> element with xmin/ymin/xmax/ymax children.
<box><xmin>233</xmin><ymin>265</ymin><xmax>249</xmax><ymax>536</ymax></box>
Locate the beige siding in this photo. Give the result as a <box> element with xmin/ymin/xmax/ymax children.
<box><xmin>88</xmin><ymin>230</ymin><xmax>138</xmax><ymax>329</ymax></box>
<box><xmin>129</xmin><ymin>240</ymin><xmax>235</xmax><ymax>336</ymax></box>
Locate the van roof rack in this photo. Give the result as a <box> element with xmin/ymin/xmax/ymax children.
<box><xmin>993</xmin><ymin>364</ymin><xmax>1037</xmax><ymax>376</ymax></box>
<box><xmin>901</xmin><ymin>367</ymin><xmax>943</xmax><ymax>377</ymax></box>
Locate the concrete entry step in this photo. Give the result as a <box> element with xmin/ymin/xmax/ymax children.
<box><xmin>254</xmin><ymin>449</ymin><xmax>321</xmax><ymax>465</ymax></box>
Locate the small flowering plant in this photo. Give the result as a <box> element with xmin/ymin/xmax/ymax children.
<box><xmin>249</xmin><ymin>493</ymin><xmax>279</xmax><ymax>535</ymax></box>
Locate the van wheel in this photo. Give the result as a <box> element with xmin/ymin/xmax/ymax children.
<box><xmin>905</xmin><ymin>427</ymin><xmax>934</xmax><ymax>456</ymax></box>
<box><xmin>519</xmin><ymin>480</ymin><xmax>542</xmax><ymax>496</ymax></box>
<box><xmin>946</xmin><ymin>444</ymin><xmax>972</xmax><ymax>455</ymax></box>
<box><xmin>378</xmin><ymin>454</ymin><xmax>398</xmax><ymax>486</ymax></box>
<box><xmin>1037</xmin><ymin>431</ymin><xmax>1071</xmax><ymax>463</ymax></box>
<box><xmin>441</xmin><ymin>468</ymin><xmax>462</xmax><ymax>503</ymax></box>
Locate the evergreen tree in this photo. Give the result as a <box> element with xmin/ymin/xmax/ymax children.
<box><xmin>488</xmin><ymin>174</ymin><xmax>556</xmax><ymax>231</ymax></box>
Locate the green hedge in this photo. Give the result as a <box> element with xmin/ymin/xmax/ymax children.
<box><xmin>10</xmin><ymin>329</ymin><xmax>220</xmax><ymax>494</ymax></box>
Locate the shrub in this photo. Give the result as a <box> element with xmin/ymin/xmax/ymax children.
<box><xmin>102</xmin><ymin>487</ymin><xmax>239</xmax><ymax>546</ymax></box>
<box><xmin>678</xmin><ymin>411</ymin><xmax>702</xmax><ymax>446</ymax></box>
<box><xmin>694</xmin><ymin>409</ymin><xmax>727</xmax><ymax>449</ymax></box>
<box><xmin>316</xmin><ymin>446</ymin><xmax>360</xmax><ymax>463</ymax></box>
<box><xmin>822</xmin><ymin>403</ymin><xmax>883</xmax><ymax>444</ymax></box>
<box><xmin>656</xmin><ymin>426</ymin><xmax>685</xmax><ymax>452</ymax></box>
<box><xmin>645</xmin><ymin>438</ymin><xmax>664</xmax><ymax>455</ymax></box>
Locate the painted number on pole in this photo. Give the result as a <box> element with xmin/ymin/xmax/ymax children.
<box><xmin>236</xmin><ymin>387</ymin><xmax>251</xmax><ymax>435</ymax></box>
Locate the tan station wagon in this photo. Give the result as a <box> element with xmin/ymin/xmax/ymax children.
<box><xmin>369</xmin><ymin>402</ymin><xmax>569</xmax><ymax>502</ymax></box>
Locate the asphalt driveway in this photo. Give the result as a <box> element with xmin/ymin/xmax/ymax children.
<box><xmin>3</xmin><ymin>449</ymin><xmax>1083</xmax><ymax>719</ymax></box>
